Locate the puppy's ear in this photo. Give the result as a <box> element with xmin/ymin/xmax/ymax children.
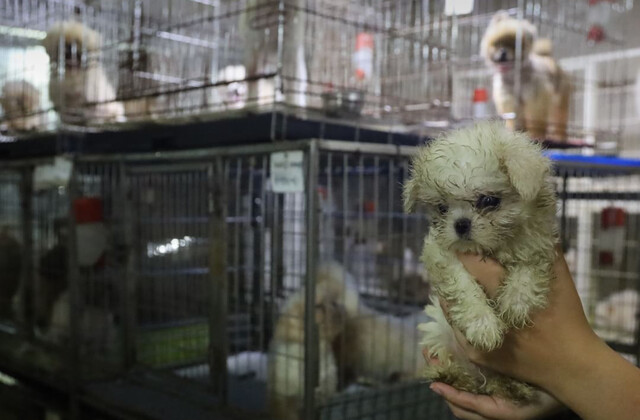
<box><xmin>521</xmin><ymin>20</ymin><xmax>538</xmax><ymax>44</ymax></box>
<box><xmin>403</xmin><ymin>175</ymin><xmax>419</xmax><ymax>213</ymax></box>
<box><xmin>496</xmin><ymin>130</ymin><xmax>551</xmax><ymax>201</ymax></box>
<box><xmin>404</xmin><ymin>140</ymin><xmax>434</xmax><ymax>213</ymax></box>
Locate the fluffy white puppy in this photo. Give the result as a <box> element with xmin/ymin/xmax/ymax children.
<box><xmin>42</xmin><ymin>21</ymin><xmax>124</xmax><ymax>125</ymax></box>
<box><xmin>404</xmin><ymin>122</ymin><xmax>558</xmax><ymax>401</ymax></box>
<box><xmin>1</xmin><ymin>80</ymin><xmax>44</xmax><ymax>132</ymax></box>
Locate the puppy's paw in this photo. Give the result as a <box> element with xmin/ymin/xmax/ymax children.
<box><xmin>498</xmin><ymin>288</ymin><xmax>547</xmax><ymax>329</ymax></box>
<box><xmin>462</xmin><ymin>312</ymin><xmax>505</xmax><ymax>352</ymax></box>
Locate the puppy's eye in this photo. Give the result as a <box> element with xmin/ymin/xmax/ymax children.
<box><xmin>476</xmin><ymin>195</ymin><xmax>501</xmax><ymax>210</ymax></box>
<box><xmin>437</xmin><ymin>204</ymin><xmax>449</xmax><ymax>215</ymax></box>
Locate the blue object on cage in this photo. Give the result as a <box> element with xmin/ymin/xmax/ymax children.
<box><xmin>545</xmin><ymin>153</ymin><xmax>640</xmax><ymax>169</ymax></box>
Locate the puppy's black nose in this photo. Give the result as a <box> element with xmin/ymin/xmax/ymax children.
<box><xmin>497</xmin><ymin>49</ymin><xmax>508</xmax><ymax>63</ymax></box>
<box><xmin>454</xmin><ymin>218</ymin><xmax>471</xmax><ymax>237</ymax></box>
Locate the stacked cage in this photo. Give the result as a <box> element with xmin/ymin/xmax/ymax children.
<box><xmin>0</xmin><ymin>0</ymin><xmax>635</xmax><ymax>148</ymax></box>
<box><xmin>0</xmin><ymin>0</ymin><xmax>456</xmax><ymax>132</ymax></box>
<box><xmin>0</xmin><ymin>140</ymin><xmax>454</xmax><ymax>420</ymax></box>
<box><xmin>0</xmin><ymin>1</ymin><xmax>638</xmax><ymax>420</ymax></box>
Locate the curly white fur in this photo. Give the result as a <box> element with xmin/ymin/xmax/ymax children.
<box><xmin>405</xmin><ymin>122</ymin><xmax>558</xmax><ymax>402</ymax></box>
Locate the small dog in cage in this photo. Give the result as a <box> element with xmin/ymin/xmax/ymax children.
<box><xmin>481</xmin><ymin>11</ymin><xmax>571</xmax><ymax>142</ymax></box>
<box><xmin>0</xmin><ymin>80</ymin><xmax>44</xmax><ymax>132</ymax></box>
<box><xmin>268</xmin><ymin>263</ymin><xmax>357</xmax><ymax>420</ymax></box>
<box><xmin>404</xmin><ymin>122</ymin><xmax>558</xmax><ymax>402</ymax></box>
<box><xmin>42</xmin><ymin>21</ymin><xmax>125</xmax><ymax>125</ymax></box>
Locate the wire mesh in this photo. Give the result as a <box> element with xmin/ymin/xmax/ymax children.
<box><xmin>2</xmin><ymin>143</ymin><xmax>640</xmax><ymax>419</ymax></box>
<box><xmin>0</xmin><ymin>0</ymin><xmax>634</xmax><ymax>151</ymax></box>
<box><xmin>555</xmin><ymin>161</ymin><xmax>640</xmax><ymax>363</ymax></box>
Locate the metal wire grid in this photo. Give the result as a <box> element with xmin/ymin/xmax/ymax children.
<box><xmin>0</xmin><ymin>171</ymin><xmax>23</xmax><ymax>324</ymax></box>
<box><xmin>446</xmin><ymin>0</ymin><xmax>636</xmax><ymax>145</ymax></box>
<box><xmin>556</xmin><ymin>162</ymin><xmax>640</xmax><ymax>363</ymax></box>
<box><xmin>0</xmin><ymin>0</ymin><xmax>633</xmax><ymax>140</ymax></box>
<box><xmin>0</xmin><ymin>143</ymin><xmax>639</xmax><ymax>419</ymax></box>
<box><xmin>318</xmin><ymin>150</ymin><xmax>429</xmax><ymax>307</ymax></box>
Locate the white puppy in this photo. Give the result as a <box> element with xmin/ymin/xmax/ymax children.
<box><xmin>42</xmin><ymin>21</ymin><xmax>124</xmax><ymax>125</ymax></box>
<box><xmin>1</xmin><ymin>80</ymin><xmax>44</xmax><ymax>132</ymax></box>
<box><xmin>404</xmin><ymin>122</ymin><xmax>558</xmax><ymax>401</ymax></box>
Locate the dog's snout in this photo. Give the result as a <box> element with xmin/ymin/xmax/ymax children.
<box><xmin>454</xmin><ymin>218</ymin><xmax>471</xmax><ymax>237</ymax></box>
<box><xmin>497</xmin><ymin>48</ymin><xmax>508</xmax><ymax>63</ymax></box>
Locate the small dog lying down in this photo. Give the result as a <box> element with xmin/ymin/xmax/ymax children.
<box><xmin>0</xmin><ymin>80</ymin><xmax>44</xmax><ymax>132</ymax></box>
<box><xmin>404</xmin><ymin>122</ymin><xmax>558</xmax><ymax>402</ymax></box>
<box><xmin>268</xmin><ymin>262</ymin><xmax>427</xmax><ymax>420</ymax></box>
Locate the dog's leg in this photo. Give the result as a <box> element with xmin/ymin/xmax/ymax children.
<box><xmin>493</xmin><ymin>90</ymin><xmax>522</xmax><ymax>132</ymax></box>
<box><xmin>422</xmin><ymin>239</ymin><xmax>506</xmax><ymax>351</ymax></box>
<box><xmin>522</xmin><ymin>95</ymin><xmax>549</xmax><ymax>141</ymax></box>
<box><xmin>547</xmin><ymin>82</ymin><xmax>570</xmax><ymax>142</ymax></box>
<box><xmin>496</xmin><ymin>265</ymin><xmax>550</xmax><ymax>328</ymax></box>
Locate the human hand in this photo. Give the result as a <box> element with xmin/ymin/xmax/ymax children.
<box><xmin>423</xmin><ymin>349</ymin><xmax>565</xmax><ymax>420</ymax></box>
<box><xmin>445</xmin><ymin>251</ymin><xmax>640</xmax><ymax>420</ymax></box>
<box><xmin>430</xmin><ymin>381</ymin><xmax>564</xmax><ymax>420</ymax></box>
<box><xmin>450</xmin><ymin>251</ymin><xmax>598</xmax><ymax>389</ymax></box>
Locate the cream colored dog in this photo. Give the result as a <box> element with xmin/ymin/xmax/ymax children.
<box><xmin>1</xmin><ymin>80</ymin><xmax>44</xmax><ymax>132</ymax></box>
<box><xmin>42</xmin><ymin>21</ymin><xmax>124</xmax><ymax>125</ymax></box>
<box><xmin>268</xmin><ymin>263</ymin><xmax>355</xmax><ymax>420</ymax></box>
<box><xmin>404</xmin><ymin>122</ymin><xmax>558</xmax><ymax>401</ymax></box>
<box><xmin>481</xmin><ymin>11</ymin><xmax>571</xmax><ymax>142</ymax></box>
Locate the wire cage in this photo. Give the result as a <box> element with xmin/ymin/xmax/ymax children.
<box><xmin>0</xmin><ymin>139</ymin><xmax>454</xmax><ymax>420</ymax></box>
<box><xmin>0</xmin><ymin>0</ymin><xmax>635</xmax><ymax>151</ymax></box>
<box><xmin>0</xmin><ymin>139</ymin><xmax>639</xmax><ymax>420</ymax></box>
<box><xmin>555</xmin><ymin>154</ymin><xmax>640</xmax><ymax>364</ymax></box>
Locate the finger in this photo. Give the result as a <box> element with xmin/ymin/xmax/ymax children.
<box><xmin>433</xmin><ymin>382</ymin><xmax>510</xmax><ymax>419</ymax></box>
<box><xmin>439</xmin><ymin>298</ymin><xmax>450</xmax><ymax>319</ymax></box>
<box><xmin>450</xmin><ymin>328</ymin><xmax>488</xmax><ymax>367</ymax></box>
<box><xmin>445</xmin><ymin>401</ymin><xmax>490</xmax><ymax>420</ymax></box>
<box><xmin>457</xmin><ymin>253</ymin><xmax>504</xmax><ymax>298</ymax></box>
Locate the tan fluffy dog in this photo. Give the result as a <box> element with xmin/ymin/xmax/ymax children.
<box><xmin>481</xmin><ymin>11</ymin><xmax>571</xmax><ymax>141</ymax></box>
<box><xmin>42</xmin><ymin>21</ymin><xmax>124</xmax><ymax>125</ymax></box>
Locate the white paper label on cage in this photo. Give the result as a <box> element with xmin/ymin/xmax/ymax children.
<box><xmin>270</xmin><ymin>151</ymin><xmax>304</xmax><ymax>193</ymax></box>
<box><xmin>33</xmin><ymin>156</ymin><xmax>73</xmax><ymax>192</ymax></box>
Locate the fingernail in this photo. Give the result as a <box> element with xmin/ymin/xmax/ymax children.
<box><xmin>430</xmin><ymin>384</ymin><xmax>443</xmax><ymax>396</ymax></box>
